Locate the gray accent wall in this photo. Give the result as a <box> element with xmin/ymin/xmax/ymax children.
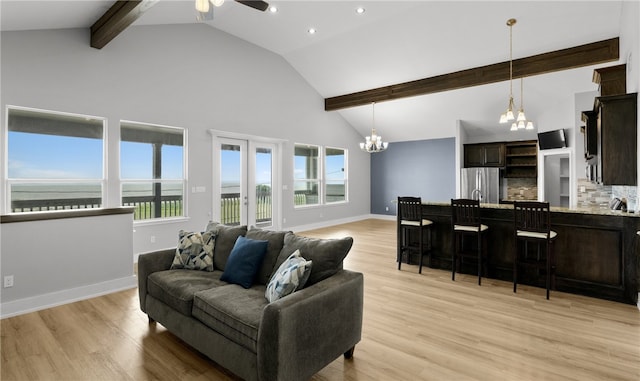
<box><xmin>371</xmin><ymin>138</ymin><xmax>456</xmax><ymax>215</ymax></box>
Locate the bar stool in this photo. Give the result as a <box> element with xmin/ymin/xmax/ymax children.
<box><xmin>513</xmin><ymin>201</ymin><xmax>557</xmax><ymax>300</ymax></box>
<box><xmin>397</xmin><ymin>196</ymin><xmax>433</xmax><ymax>274</ymax></box>
<box><xmin>451</xmin><ymin>198</ymin><xmax>489</xmax><ymax>285</ymax></box>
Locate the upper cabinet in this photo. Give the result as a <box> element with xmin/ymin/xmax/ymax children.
<box><xmin>596</xmin><ymin>93</ymin><xmax>638</xmax><ymax>186</ymax></box>
<box><xmin>463</xmin><ymin>143</ymin><xmax>504</xmax><ymax>167</ymax></box>
<box><xmin>580</xmin><ymin>110</ymin><xmax>597</xmax><ymax>160</ymax></box>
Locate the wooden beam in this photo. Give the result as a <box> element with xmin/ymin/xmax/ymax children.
<box><xmin>325</xmin><ymin>37</ymin><xmax>619</xmax><ymax>111</ymax></box>
<box><xmin>90</xmin><ymin>0</ymin><xmax>158</xmax><ymax>49</ymax></box>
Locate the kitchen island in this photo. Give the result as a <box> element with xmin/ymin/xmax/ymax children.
<box><xmin>412</xmin><ymin>202</ymin><xmax>639</xmax><ymax>304</ymax></box>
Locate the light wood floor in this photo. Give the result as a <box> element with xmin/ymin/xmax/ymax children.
<box><xmin>2</xmin><ymin>219</ymin><xmax>639</xmax><ymax>380</ymax></box>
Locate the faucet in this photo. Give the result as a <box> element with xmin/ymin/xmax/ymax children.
<box><xmin>471</xmin><ymin>188</ymin><xmax>482</xmax><ymax>201</ymax></box>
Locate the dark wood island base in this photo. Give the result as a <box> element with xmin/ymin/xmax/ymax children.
<box><xmin>409</xmin><ymin>203</ymin><xmax>639</xmax><ymax>305</ymax></box>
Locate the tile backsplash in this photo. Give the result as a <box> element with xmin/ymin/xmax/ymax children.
<box><xmin>577</xmin><ymin>178</ymin><xmax>612</xmax><ymax>209</ymax></box>
<box><xmin>505</xmin><ymin>177</ymin><xmax>538</xmax><ymax>200</ymax></box>
<box><xmin>577</xmin><ymin>178</ymin><xmax>638</xmax><ymax>211</ymax></box>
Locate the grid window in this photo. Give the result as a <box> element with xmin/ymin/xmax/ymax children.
<box><xmin>325</xmin><ymin>147</ymin><xmax>347</xmax><ymax>203</ymax></box>
<box><xmin>120</xmin><ymin>121</ymin><xmax>185</xmax><ymax>220</ymax></box>
<box><xmin>294</xmin><ymin>144</ymin><xmax>320</xmax><ymax>207</ymax></box>
<box><xmin>6</xmin><ymin>107</ymin><xmax>104</xmax><ymax>213</ymax></box>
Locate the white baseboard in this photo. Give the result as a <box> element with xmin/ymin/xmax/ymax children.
<box><xmin>0</xmin><ymin>276</ymin><xmax>137</xmax><ymax>319</ymax></box>
<box><xmin>286</xmin><ymin>214</ymin><xmax>394</xmax><ymax>233</ymax></box>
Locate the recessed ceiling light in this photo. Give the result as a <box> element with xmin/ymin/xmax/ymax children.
<box><xmin>356</xmin><ymin>7</ymin><xmax>365</xmax><ymax>14</ymax></box>
<box><xmin>308</xmin><ymin>28</ymin><xmax>317</xmax><ymax>35</ymax></box>
<box><xmin>269</xmin><ymin>5</ymin><xmax>278</xmax><ymax>13</ymax></box>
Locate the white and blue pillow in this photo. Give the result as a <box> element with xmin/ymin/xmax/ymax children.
<box><xmin>171</xmin><ymin>230</ymin><xmax>216</xmax><ymax>271</ymax></box>
<box><xmin>265</xmin><ymin>250</ymin><xmax>312</xmax><ymax>303</ymax></box>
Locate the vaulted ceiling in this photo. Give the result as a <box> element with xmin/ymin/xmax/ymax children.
<box><xmin>0</xmin><ymin>1</ymin><xmax>628</xmax><ymax>142</ymax></box>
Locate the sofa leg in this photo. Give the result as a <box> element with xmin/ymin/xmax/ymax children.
<box><xmin>148</xmin><ymin>315</ymin><xmax>155</xmax><ymax>324</ymax></box>
<box><xmin>344</xmin><ymin>346</ymin><xmax>355</xmax><ymax>359</ymax></box>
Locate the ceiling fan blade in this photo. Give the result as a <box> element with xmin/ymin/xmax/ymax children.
<box><xmin>235</xmin><ymin>0</ymin><xmax>269</xmax><ymax>12</ymax></box>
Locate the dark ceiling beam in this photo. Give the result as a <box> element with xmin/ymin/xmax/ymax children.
<box><xmin>325</xmin><ymin>37</ymin><xmax>619</xmax><ymax>111</ymax></box>
<box><xmin>90</xmin><ymin>0</ymin><xmax>159</xmax><ymax>49</ymax></box>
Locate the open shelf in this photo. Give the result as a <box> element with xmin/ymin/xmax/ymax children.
<box><xmin>504</xmin><ymin>140</ymin><xmax>538</xmax><ymax>178</ymax></box>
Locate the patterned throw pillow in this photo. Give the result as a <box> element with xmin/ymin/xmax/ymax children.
<box><xmin>170</xmin><ymin>230</ymin><xmax>216</xmax><ymax>271</ymax></box>
<box><xmin>265</xmin><ymin>250</ymin><xmax>312</xmax><ymax>303</ymax></box>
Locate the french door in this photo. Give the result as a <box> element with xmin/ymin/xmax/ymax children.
<box><xmin>214</xmin><ymin>137</ymin><xmax>276</xmax><ymax>228</ymax></box>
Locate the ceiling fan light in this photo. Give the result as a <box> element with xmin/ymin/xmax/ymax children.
<box><xmin>211</xmin><ymin>0</ymin><xmax>225</xmax><ymax>6</ymax></box>
<box><xmin>195</xmin><ymin>0</ymin><xmax>210</xmax><ymax>12</ymax></box>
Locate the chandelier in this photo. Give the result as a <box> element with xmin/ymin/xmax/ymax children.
<box><xmin>511</xmin><ymin>77</ymin><xmax>534</xmax><ymax>130</ymax></box>
<box><xmin>360</xmin><ymin>102</ymin><xmax>388</xmax><ymax>153</ymax></box>
<box><xmin>499</xmin><ymin>19</ymin><xmax>517</xmax><ymax>124</ymax></box>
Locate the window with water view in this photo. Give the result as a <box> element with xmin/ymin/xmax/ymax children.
<box><xmin>7</xmin><ymin>107</ymin><xmax>105</xmax><ymax>213</ymax></box>
<box><xmin>120</xmin><ymin>121</ymin><xmax>185</xmax><ymax>221</ymax></box>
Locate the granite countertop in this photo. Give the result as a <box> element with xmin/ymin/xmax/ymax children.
<box><xmin>421</xmin><ymin>201</ymin><xmax>640</xmax><ymax>217</ymax></box>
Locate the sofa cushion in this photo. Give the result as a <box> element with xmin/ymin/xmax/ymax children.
<box><xmin>275</xmin><ymin>233</ymin><xmax>353</xmax><ymax>287</ymax></box>
<box><xmin>147</xmin><ymin>269</ymin><xmax>226</xmax><ymax>316</ymax></box>
<box><xmin>205</xmin><ymin>222</ymin><xmax>247</xmax><ymax>271</ymax></box>
<box><xmin>246</xmin><ymin>227</ymin><xmax>290</xmax><ymax>285</ymax></box>
<box><xmin>265</xmin><ymin>249</ymin><xmax>312</xmax><ymax>303</ymax></box>
<box><xmin>170</xmin><ymin>230</ymin><xmax>216</xmax><ymax>271</ymax></box>
<box><xmin>221</xmin><ymin>236</ymin><xmax>269</xmax><ymax>288</ymax></box>
<box><xmin>192</xmin><ymin>284</ymin><xmax>268</xmax><ymax>353</ymax></box>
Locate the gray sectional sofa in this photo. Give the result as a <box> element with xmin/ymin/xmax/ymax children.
<box><xmin>138</xmin><ymin>223</ymin><xmax>364</xmax><ymax>381</ymax></box>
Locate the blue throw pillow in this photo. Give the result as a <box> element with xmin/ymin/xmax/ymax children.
<box><xmin>220</xmin><ymin>236</ymin><xmax>269</xmax><ymax>288</ymax></box>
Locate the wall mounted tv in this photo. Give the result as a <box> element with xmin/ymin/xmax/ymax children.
<box><xmin>538</xmin><ymin>129</ymin><xmax>567</xmax><ymax>150</ymax></box>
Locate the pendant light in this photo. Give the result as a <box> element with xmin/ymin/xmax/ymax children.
<box><xmin>517</xmin><ymin>77</ymin><xmax>534</xmax><ymax>130</ymax></box>
<box><xmin>499</xmin><ymin>18</ymin><xmax>517</xmax><ymax>124</ymax></box>
<box><xmin>360</xmin><ymin>102</ymin><xmax>388</xmax><ymax>153</ymax></box>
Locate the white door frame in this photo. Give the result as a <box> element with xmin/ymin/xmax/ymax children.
<box><xmin>538</xmin><ymin>147</ymin><xmax>575</xmax><ymax>207</ymax></box>
<box><xmin>209</xmin><ymin>130</ymin><xmax>285</xmax><ymax>229</ymax></box>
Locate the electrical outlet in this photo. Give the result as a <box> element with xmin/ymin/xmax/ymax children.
<box><xmin>4</xmin><ymin>275</ymin><xmax>14</xmax><ymax>288</ymax></box>
<box><xmin>385</xmin><ymin>206</ymin><xmax>389</xmax><ymax>211</ymax></box>
<box><xmin>150</xmin><ymin>236</ymin><xmax>156</xmax><ymax>243</ymax></box>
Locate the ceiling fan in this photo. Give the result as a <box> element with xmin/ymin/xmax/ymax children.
<box><xmin>196</xmin><ymin>0</ymin><xmax>269</xmax><ymax>21</ymax></box>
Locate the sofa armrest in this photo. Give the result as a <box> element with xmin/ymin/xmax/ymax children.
<box><xmin>257</xmin><ymin>269</ymin><xmax>364</xmax><ymax>381</ymax></box>
<box><xmin>137</xmin><ymin>248</ymin><xmax>176</xmax><ymax>313</ymax></box>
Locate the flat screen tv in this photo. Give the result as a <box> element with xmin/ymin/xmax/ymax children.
<box><xmin>538</xmin><ymin>129</ymin><xmax>567</xmax><ymax>150</ymax></box>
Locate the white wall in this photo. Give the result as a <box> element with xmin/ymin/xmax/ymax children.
<box><xmin>0</xmin><ymin>24</ymin><xmax>371</xmax><ymax>256</ymax></box>
<box><xmin>0</xmin><ymin>212</ymin><xmax>136</xmax><ymax>317</ymax></box>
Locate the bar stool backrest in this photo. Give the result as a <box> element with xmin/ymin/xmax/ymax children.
<box><xmin>398</xmin><ymin>197</ymin><xmax>422</xmax><ymax>223</ymax></box>
<box><xmin>451</xmin><ymin>198</ymin><xmax>481</xmax><ymax>228</ymax></box>
<box><xmin>514</xmin><ymin>201</ymin><xmax>551</xmax><ymax>235</ymax></box>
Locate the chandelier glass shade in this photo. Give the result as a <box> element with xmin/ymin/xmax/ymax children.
<box><xmin>360</xmin><ymin>102</ymin><xmax>388</xmax><ymax>153</ymax></box>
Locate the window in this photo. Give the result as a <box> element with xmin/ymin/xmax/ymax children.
<box><xmin>120</xmin><ymin>121</ymin><xmax>185</xmax><ymax>221</ymax></box>
<box><xmin>325</xmin><ymin>147</ymin><xmax>347</xmax><ymax>203</ymax></box>
<box><xmin>293</xmin><ymin>144</ymin><xmax>348</xmax><ymax>207</ymax></box>
<box><xmin>6</xmin><ymin>106</ymin><xmax>104</xmax><ymax>213</ymax></box>
<box><xmin>294</xmin><ymin>144</ymin><xmax>319</xmax><ymax>206</ymax></box>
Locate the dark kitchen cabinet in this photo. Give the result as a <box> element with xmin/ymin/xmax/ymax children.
<box><xmin>464</xmin><ymin>143</ymin><xmax>504</xmax><ymax>167</ymax></box>
<box><xmin>581</xmin><ymin>110</ymin><xmax>597</xmax><ymax>160</ymax></box>
<box><xmin>596</xmin><ymin>93</ymin><xmax>637</xmax><ymax>185</ymax></box>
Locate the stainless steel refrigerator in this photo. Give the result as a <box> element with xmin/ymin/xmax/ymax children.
<box><xmin>460</xmin><ymin>167</ymin><xmax>500</xmax><ymax>204</ymax></box>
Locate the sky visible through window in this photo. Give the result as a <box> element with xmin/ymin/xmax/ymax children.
<box><xmin>9</xmin><ymin>131</ymin><xmax>344</xmax><ymax>195</ymax></box>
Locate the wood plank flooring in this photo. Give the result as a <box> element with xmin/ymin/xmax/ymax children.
<box><xmin>2</xmin><ymin>219</ymin><xmax>639</xmax><ymax>380</ymax></box>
